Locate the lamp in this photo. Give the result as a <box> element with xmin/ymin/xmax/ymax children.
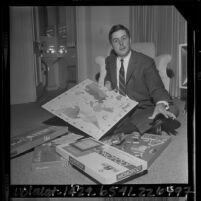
<box><xmin>39</xmin><ymin>25</ymin><xmax>67</xmax><ymax>57</ymax></box>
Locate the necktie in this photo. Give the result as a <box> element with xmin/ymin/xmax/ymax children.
<box><xmin>119</xmin><ymin>59</ymin><xmax>126</xmax><ymax>96</ymax></box>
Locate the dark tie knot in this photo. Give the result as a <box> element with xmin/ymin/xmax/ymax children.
<box><xmin>120</xmin><ymin>59</ymin><xmax>124</xmax><ymax>73</ymax></box>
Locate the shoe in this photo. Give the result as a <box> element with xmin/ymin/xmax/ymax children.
<box><xmin>113</xmin><ymin>121</ymin><xmax>138</xmax><ymax>134</ymax></box>
<box><xmin>146</xmin><ymin>119</ymin><xmax>163</xmax><ymax>135</ymax></box>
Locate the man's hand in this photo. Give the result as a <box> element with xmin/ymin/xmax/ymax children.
<box><xmin>148</xmin><ymin>103</ymin><xmax>176</xmax><ymax>120</ymax></box>
<box><xmin>104</xmin><ymin>81</ymin><xmax>112</xmax><ymax>91</ymax></box>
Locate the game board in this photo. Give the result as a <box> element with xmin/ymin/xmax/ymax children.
<box><xmin>102</xmin><ymin>132</ymin><xmax>171</xmax><ymax>167</ymax></box>
<box><xmin>42</xmin><ymin>79</ymin><xmax>138</xmax><ymax>140</ymax></box>
<box><xmin>56</xmin><ymin>137</ymin><xmax>147</xmax><ymax>184</ymax></box>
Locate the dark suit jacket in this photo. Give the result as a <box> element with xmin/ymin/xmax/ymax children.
<box><xmin>105</xmin><ymin>49</ymin><xmax>172</xmax><ymax>108</ymax></box>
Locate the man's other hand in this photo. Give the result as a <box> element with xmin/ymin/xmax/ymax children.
<box><xmin>148</xmin><ymin>103</ymin><xmax>176</xmax><ymax>120</ymax></box>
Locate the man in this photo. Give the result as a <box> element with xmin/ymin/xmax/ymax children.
<box><xmin>104</xmin><ymin>24</ymin><xmax>179</xmax><ymax>134</ymax></box>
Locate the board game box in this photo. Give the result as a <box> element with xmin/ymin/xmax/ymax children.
<box><xmin>32</xmin><ymin>142</ymin><xmax>67</xmax><ymax>170</ymax></box>
<box><xmin>102</xmin><ymin>132</ymin><xmax>172</xmax><ymax>167</ymax></box>
<box><xmin>11</xmin><ymin>125</ymin><xmax>68</xmax><ymax>158</ymax></box>
<box><xmin>42</xmin><ymin>79</ymin><xmax>138</xmax><ymax>140</ymax></box>
<box><xmin>32</xmin><ymin>132</ymin><xmax>84</xmax><ymax>170</ymax></box>
<box><xmin>56</xmin><ymin>137</ymin><xmax>147</xmax><ymax>184</ymax></box>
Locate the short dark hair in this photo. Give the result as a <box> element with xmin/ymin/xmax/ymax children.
<box><xmin>109</xmin><ymin>24</ymin><xmax>130</xmax><ymax>44</ymax></box>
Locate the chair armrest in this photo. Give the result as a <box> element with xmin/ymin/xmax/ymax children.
<box><xmin>154</xmin><ymin>54</ymin><xmax>172</xmax><ymax>72</ymax></box>
<box><xmin>95</xmin><ymin>56</ymin><xmax>106</xmax><ymax>87</ymax></box>
<box><xmin>154</xmin><ymin>54</ymin><xmax>172</xmax><ymax>92</ymax></box>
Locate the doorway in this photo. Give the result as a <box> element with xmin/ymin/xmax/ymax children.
<box><xmin>33</xmin><ymin>6</ymin><xmax>78</xmax><ymax>102</ymax></box>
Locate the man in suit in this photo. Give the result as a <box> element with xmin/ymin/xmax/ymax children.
<box><xmin>105</xmin><ymin>24</ymin><xmax>179</xmax><ymax>134</ymax></box>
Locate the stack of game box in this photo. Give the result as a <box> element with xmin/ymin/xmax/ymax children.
<box><xmin>56</xmin><ymin>137</ymin><xmax>147</xmax><ymax>184</ymax></box>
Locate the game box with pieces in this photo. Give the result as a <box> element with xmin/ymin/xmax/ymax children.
<box><xmin>32</xmin><ymin>132</ymin><xmax>83</xmax><ymax>170</ymax></box>
<box><xmin>11</xmin><ymin>125</ymin><xmax>68</xmax><ymax>158</ymax></box>
<box><xmin>102</xmin><ymin>132</ymin><xmax>171</xmax><ymax>167</ymax></box>
<box><xmin>42</xmin><ymin>79</ymin><xmax>138</xmax><ymax>140</ymax></box>
<box><xmin>56</xmin><ymin>137</ymin><xmax>147</xmax><ymax>184</ymax></box>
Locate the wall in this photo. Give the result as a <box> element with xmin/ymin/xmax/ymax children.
<box><xmin>76</xmin><ymin>6</ymin><xmax>130</xmax><ymax>82</ymax></box>
<box><xmin>10</xmin><ymin>7</ymin><xmax>36</xmax><ymax>104</ymax></box>
<box><xmin>10</xmin><ymin>6</ymin><xmax>130</xmax><ymax>104</ymax></box>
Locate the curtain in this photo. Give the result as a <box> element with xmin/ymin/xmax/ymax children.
<box><xmin>65</xmin><ymin>6</ymin><xmax>76</xmax><ymax>47</ymax></box>
<box><xmin>130</xmin><ymin>6</ymin><xmax>187</xmax><ymax>98</ymax></box>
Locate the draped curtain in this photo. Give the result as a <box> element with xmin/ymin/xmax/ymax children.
<box><xmin>65</xmin><ymin>6</ymin><xmax>76</xmax><ymax>47</ymax></box>
<box><xmin>130</xmin><ymin>6</ymin><xmax>187</xmax><ymax>98</ymax></box>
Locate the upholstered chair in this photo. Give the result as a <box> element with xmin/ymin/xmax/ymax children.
<box><xmin>95</xmin><ymin>42</ymin><xmax>172</xmax><ymax>93</ymax></box>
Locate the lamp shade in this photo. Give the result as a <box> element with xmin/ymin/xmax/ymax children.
<box><xmin>40</xmin><ymin>36</ymin><xmax>67</xmax><ymax>57</ymax></box>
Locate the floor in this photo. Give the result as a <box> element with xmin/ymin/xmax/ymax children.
<box><xmin>9</xmin><ymin>91</ymin><xmax>189</xmax><ymax>200</ymax></box>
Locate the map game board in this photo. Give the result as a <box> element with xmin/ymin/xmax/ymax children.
<box><xmin>56</xmin><ymin>137</ymin><xmax>147</xmax><ymax>184</ymax></box>
<box><xmin>42</xmin><ymin>79</ymin><xmax>138</xmax><ymax>140</ymax></box>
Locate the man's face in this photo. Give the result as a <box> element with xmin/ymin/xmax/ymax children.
<box><xmin>111</xmin><ymin>29</ymin><xmax>131</xmax><ymax>58</ymax></box>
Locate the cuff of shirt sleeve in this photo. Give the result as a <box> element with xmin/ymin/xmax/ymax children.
<box><xmin>156</xmin><ymin>101</ymin><xmax>169</xmax><ymax>110</ymax></box>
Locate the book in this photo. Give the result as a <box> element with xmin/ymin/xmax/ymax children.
<box><xmin>56</xmin><ymin>137</ymin><xmax>147</xmax><ymax>184</ymax></box>
<box><xmin>42</xmin><ymin>79</ymin><xmax>138</xmax><ymax>140</ymax></box>
<box><xmin>11</xmin><ymin>125</ymin><xmax>68</xmax><ymax>158</ymax></box>
<box><xmin>32</xmin><ymin>132</ymin><xmax>84</xmax><ymax>170</ymax></box>
<box><xmin>102</xmin><ymin>132</ymin><xmax>171</xmax><ymax>167</ymax></box>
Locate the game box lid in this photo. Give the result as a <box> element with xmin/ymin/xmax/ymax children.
<box><xmin>56</xmin><ymin>137</ymin><xmax>147</xmax><ymax>184</ymax></box>
<box><xmin>11</xmin><ymin>125</ymin><xmax>68</xmax><ymax>158</ymax></box>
